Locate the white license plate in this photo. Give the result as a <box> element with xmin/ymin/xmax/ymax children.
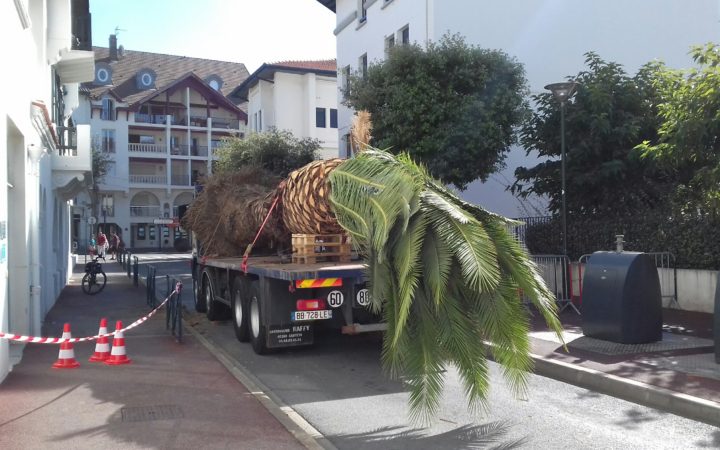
<box><xmin>291</xmin><ymin>310</ymin><xmax>333</xmax><ymax>321</ymax></box>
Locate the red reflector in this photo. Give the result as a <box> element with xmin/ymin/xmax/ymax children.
<box><xmin>296</xmin><ymin>299</ymin><xmax>326</xmax><ymax>311</ymax></box>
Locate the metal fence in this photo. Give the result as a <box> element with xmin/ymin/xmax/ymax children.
<box><xmin>530</xmin><ymin>254</ymin><xmax>580</xmax><ymax>315</ymax></box>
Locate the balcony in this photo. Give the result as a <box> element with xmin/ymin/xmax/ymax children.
<box><xmin>130</xmin><ymin>206</ymin><xmax>162</xmax><ymax>217</ymax></box>
<box><xmin>128</xmin><ymin>143</ymin><xmax>165</xmax><ymax>154</ymax></box>
<box><xmin>52</xmin><ymin>124</ymin><xmax>92</xmax><ymax>200</ymax></box>
<box><xmin>171</xmin><ymin>174</ymin><xmax>191</xmax><ymax>186</ymax></box>
<box><xmin>129</xmin><ymin>174</ymin><xmax>167</xmax><ymax>185</ymax></box>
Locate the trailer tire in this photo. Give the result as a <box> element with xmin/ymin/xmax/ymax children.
<box><xmin>232</xmin><ymin>277</ymin><xmax>250</xmax><ymax>342</ymax></box>
<box><xmin>249</xmin><ymin>281</ymin><xmax>271</xmax><ymax>355</ymax></box>
<box><xmin>202</xmin><ymin>271</ymin><xmax>225</xmax><ymax>321</ymax></box>
<box><xmin>193</xmin><ymin>275</ymin><xmax>206</xmax><ymax>312</ymax></box>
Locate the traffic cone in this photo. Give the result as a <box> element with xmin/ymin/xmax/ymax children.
<box><xmin>105</xmin><ymin>320</ymin><xmax>131</xmax><ymax>365</ymax></box>
<box><xmin>52</xmin><ymin>323</ymin><xmax>80</xmax><ymax>369</ymax></box>
<box><xmin>88</xmin><ymin>318</ymin><xmax>110</xmax><ymax>362</ymax></box>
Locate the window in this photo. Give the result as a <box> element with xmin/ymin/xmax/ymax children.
<box><xmin>101</xmin><ymin>98</ymin><xmax>115</xmax><ymax>121</ymax></box>
<box><xmin>330</xmin><ymin>109</ymin><xmax>338</xmax><ymax>128</ymax></box>
<box><xmin>101</xmin><ymin>194</ymin><xmax>114</xmax><ymax>217</ymax></box>
<box><xmin>385</xmin><ymin>34</ymin><xmax>395</xmax><ymax>56</ymax></box>
<box><xmin>400</xmin><ymin>25</ymin><xmax>410</xmax><ymax>45</ymax></box>
<box><xmin>316</xmin><ymin>108</ymin><xmax>327</xmax><ymax>128</ymax></box>
<box><xmin>129</xmin><ymin>134</ymin><xmax>155</xmax><ymax>144</ymax></box>
<box><xmin>258</xmin><ymin>110</ymin><xmax>262</xmax><ymax>131</ymax></box>
<box><xmin>100</xmin><ymin>129</ymin><xmax>115</xmax><ymax>153</ymax></box>
<box><xmin>344</xmin><ymin>133</ymin><xmax>353</xmax><ymax>158</ymax></box>
<box><xmin>137</xmin><ymin>225</ymin><xmax>145</xmax><ymax>240</ymax></box>
<box><xmin>359</xmin><ymin>53</ymin><xmax>368</xmax><ymax>79</ymax></box>
<box><xmin>149</xmin><ymin>225</ymin><xmax>156</xmax><ymax>240</ymax></box>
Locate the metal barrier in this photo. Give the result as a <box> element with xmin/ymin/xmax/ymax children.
<box><xmin>531</xmin><ymin>254</ymin><xmax>580</xmax><ymax>315</ymax></box>
<box><xmin>146</xmin><ymin>265</ymin><xmax>157</xmax><ymax>308</ymax></box>
<box><xmin>165</xmin><ymin>276</ymin><xmax>183</xmax><ymax>342</ymax></box>
<box><xmin>133</xmin><ymin>256</ymin><xmax>139</xmax><ymax>287</ymax></box>
<box><xmin>576</xmin><ymin>251</ymin><xmax>678</xmax><ymax>308</ymax></box>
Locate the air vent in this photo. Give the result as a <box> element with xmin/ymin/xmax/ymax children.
<box><xmin>205</xmin><ymin>74</ymin><xmax>223</xmax><ymax>91</ymax></box>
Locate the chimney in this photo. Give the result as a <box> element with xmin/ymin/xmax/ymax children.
<box><xmin>109</xmin><ymin>34</ymin><xmax>118</xmax><ymax>61</ymax></box>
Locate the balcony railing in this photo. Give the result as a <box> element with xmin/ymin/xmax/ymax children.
<box><xmin>211</xmin><ymin>116</ymin><xmax>240</xmax><ymax>129</ymax></box>
<box><xmin>170</xmin><ymin>145</ymin><xmax>189</xmax><ymax>156</ymax></box>
<box><xmin>57</xmin><ymin>126</ymin><xmax>77</xmax><ymax>156</ymax></box>
<box><xmin>171</xmin><ymin>174</ymin><xmax>191</xmax><ymax>186</ymax></box>
<box><xmin>129</xmin><ymin>174</ymin><xmax>167</xmax><ymax>184</ymax></box>
<box><xmin>128</xmin><ymin>143</ymin><xmax>165</xmax><ymax>154</ymax></box>
<box><xmin>130</xmin><ymin>206</ymin><xmax>162</xmax><ymax>217</ymax></box>
<box><xmin>134</xmin><ymin>114</ymin><xmax>179</xmax><ymax>125</ymax></box>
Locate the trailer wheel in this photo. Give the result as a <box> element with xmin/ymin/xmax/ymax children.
<box><xmin>193</xmin><ymin>275</ymin><xmax>206</xmax><ymax>312</ymax></box>
<box><xmin>202</xmin><ymin>271</ymin><xmax>224</xmax><ymax>321</ymax></box>
<box><xmin>249</xmin><ymin>281</ymin><xmax>270</xmax><ymax>354</ymax></box>
<box><xmin>232</xmin><ymin>277</ymin><xmax>250</xmax><ymax>342</ymax></box>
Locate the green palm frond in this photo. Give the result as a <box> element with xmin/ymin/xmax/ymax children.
<box><xmin>328</xmin><ymin>148</ymin><xmax>563</xmax><ymax>424</ymax></box>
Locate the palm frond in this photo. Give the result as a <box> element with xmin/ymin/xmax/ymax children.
<box><xmin>328</xmin><ymin>148</ymin><xmax>564</xmax><ymax>423</ymax></box>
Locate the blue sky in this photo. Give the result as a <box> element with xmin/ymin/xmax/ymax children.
<box><xmin>91</xmin><ymin>0</ymin><xmax>336</xmax><ymax>72</ymax></box>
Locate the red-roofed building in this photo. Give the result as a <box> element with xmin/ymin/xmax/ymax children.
<box><xmin>72</xmin><ymin>34</ymin><xmax>250</xmax><ymax>249</ymax></box>
<box><xmin>230</xmin><ymin>59</ymin><xmax>339</xmax><ymax>159</ymax></box>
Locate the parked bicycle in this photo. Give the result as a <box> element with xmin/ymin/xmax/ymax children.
<box><xmin>82</xmin><ymin>256</ymin><xmax>107</xmax><ymax>295</ymax></box>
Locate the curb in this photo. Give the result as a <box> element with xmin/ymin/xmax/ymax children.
<box><xmin>183</xmin><ymin>320</ymin><xmax>337</xmax><ymax>450</ymax></box>
<box><xmin>531</xmin><ymin>352</ymin><xmax>720</xmax><ymax>427</ymax></box>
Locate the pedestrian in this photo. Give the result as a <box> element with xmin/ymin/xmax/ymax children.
<box><xmin>109</xmin><ymin>231</ymin><xmax>120</xmax><ymax>260</ymax></box>
<box><xmin>89</xmin><ymin>234</ymin><xmax>96</xmax><ymax>256</ymax></box>
<box><xmin>97</xmin><ymin>230</ymin><xmax>108</xmax><ymax>261</ymax></box>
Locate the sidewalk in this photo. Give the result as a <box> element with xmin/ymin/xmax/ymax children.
<box><xmin>528</xmin><ymin>305</ymin><xmax>720</xmax><ymax>426</ymax></box>
<box><xmin>0</xmin><ymin>262</ymin><xmax>306</xmax><ymax>450</ymax></box>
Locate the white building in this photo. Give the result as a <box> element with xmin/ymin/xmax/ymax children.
<box><xmin>0</xmin><ymin>0</ymin><xmax>95</xmax><ymax>380</ymax></box>
<box><xmin>230</xmin><ymin>60</ymin><xmax>339</xmax><ymax>159</ymax></box>
<box><xmin>73</xmin><ymin>38</ymin><xmax>249</xmax><ymax>250</ymax></box>
<box><xmin>317</xmin><ymin>0</ymin><xmax>720</xmax><ymax>217</ymax></box>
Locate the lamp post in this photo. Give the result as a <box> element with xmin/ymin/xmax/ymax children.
<box><xmin>544</xmin><ymin>81</ymin><xmax>578</xmax><ymax>258</ymax></box>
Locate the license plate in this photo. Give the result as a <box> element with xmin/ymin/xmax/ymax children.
<box><xmin>291</xmin><ymin>310</ymin><xmax>333</xmax><ymax>321</ymax></box>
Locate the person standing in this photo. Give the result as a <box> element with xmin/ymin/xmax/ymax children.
<box><xmin>97</xmin><ymin>230</ymin><xmax>108</xmax><ymax>261</ymax></box>
<box><xmin>109</xmin><ymin>231</ymin><xmax>120</xmax><ymax>260</ymax></box>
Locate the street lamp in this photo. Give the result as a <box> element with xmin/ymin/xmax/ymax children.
<box><xmin>544</xmin><ymin>81</ymin><xmax>578</xmax><ymax>258</ymax></box>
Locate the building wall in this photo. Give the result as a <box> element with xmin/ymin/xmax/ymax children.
<box><xmin>249</xmin><ymin>70</ymin><xmax>339</xmax><ymax>159</ymax></box>
<box><xmin>0</xmin><ymin>0</ymin><xmax>89</xmax><ymax>381</ymax></box>
<box><xmin>333</xmin><ymin>0</ymin><xmax>720</xmax><ymax>217</ymax></box>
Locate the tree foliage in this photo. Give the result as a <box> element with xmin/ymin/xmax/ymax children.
<box><xmin>636</xmin><ymin>43</ymin><xmax>720</xmax><ymax>211</ymax></box>
<box><xmin>89</xmin><ymin>142</ymin><xmax>115</xmax><ymax>222</ymax></box>
<box><xmin>513</xmin><ymin>53</ymin><xmax>671</xmax><ymax>217</ymax></box>
<box><xmin>345</xmin><ymin>34</ymin><xmax>529</xmax><ymax>190</ymax></box>
<box><xmin>214</xmin><ymin>128</ymin><xmax>319</xmax><ymax>178</ymax></box>
<box><xmin>329</xmin><ymin>148</ymin><xmax>563</xmax><ymax>423</ymax></box>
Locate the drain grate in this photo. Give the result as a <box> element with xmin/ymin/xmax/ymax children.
<box><xmin>121</xmin><ymin>405</ymin><xmax>184</xmax><ymax>422</ymax></box>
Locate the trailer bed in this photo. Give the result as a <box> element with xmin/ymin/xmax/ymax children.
<box><xmin>201</xmin><ymin>255</ymin><xmax>366</xmax><ymax>281</ymax></box>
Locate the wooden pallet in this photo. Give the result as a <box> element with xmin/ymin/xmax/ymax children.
<box><xmin>292</xmin><ymin>234</ymin><xmax>352</xmax><ymax>264</ymax></box>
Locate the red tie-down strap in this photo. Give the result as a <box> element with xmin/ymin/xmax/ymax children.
<box><xmin>241</xmin><ymin>194</ymin><xmax>281</xmax><ymax>273</ymax></box>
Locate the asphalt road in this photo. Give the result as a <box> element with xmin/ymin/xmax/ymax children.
<box><xmin>144</xmin><ymin>254</ymin><xmax>720</xmax><ymax>449</ymax></box>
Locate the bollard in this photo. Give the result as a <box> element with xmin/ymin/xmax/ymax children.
<box><xmin>133</xmin><ymin>256</ymin><xmax>139</xmax><ymax>287</ymax></box>
<box><xmin>146</xmin><ymin>265</ymin><xmax>157</xmax><ymax>308</ymax></box>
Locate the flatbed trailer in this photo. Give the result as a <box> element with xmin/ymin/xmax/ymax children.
<box><xmin>191</xmin><ymin>254</ymin><xmax>384</xmax><ymax>354</ymax></box>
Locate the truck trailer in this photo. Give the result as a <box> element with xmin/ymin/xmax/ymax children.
<box><xmin>191</xmin><ymin>252</ymin><xmax>383</xmax><ymax>354</ymax></box>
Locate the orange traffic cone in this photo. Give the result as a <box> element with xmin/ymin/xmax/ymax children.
<box><xmin>105</xmin><ymin>320</ymin><xmax>131</xmax><ymax>365</ymax></box>
<box><xmin>52</xmin><ymin>323</ymin><xmax>80</xmax><ymax>369</ymax></box>
<box><xmin>88</xmin><ymin>318</ymin><xmax>110</xmax><ymax>362</ymax></box>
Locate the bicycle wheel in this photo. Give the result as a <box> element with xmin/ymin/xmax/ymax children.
<box><xmin>82</xmin><ymin>271</ymin><xmax>107</xmax><ymax>295</ymax></box>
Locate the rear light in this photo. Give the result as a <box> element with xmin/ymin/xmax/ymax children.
<box><xmin>296</xmin><ymin>299</ymin><xmax>326</xmax><ymax>311</ymax></box>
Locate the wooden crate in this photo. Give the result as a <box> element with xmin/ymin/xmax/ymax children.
<box><xmin>292</xmin><ymin>234</ymin><xmax>352</xmax><ymax>264</ymax></box>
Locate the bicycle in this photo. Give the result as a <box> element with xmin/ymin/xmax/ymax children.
<box><xmin>82</xmin><ymin>256</ymin><xmax>107</xmax><ymax>295</ymax></box>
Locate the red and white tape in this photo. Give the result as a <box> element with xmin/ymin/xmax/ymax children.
<box><xmin>0</xmin><ymin>285</ymin><xmax>180</xmax><ymax>344</ymax></box>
